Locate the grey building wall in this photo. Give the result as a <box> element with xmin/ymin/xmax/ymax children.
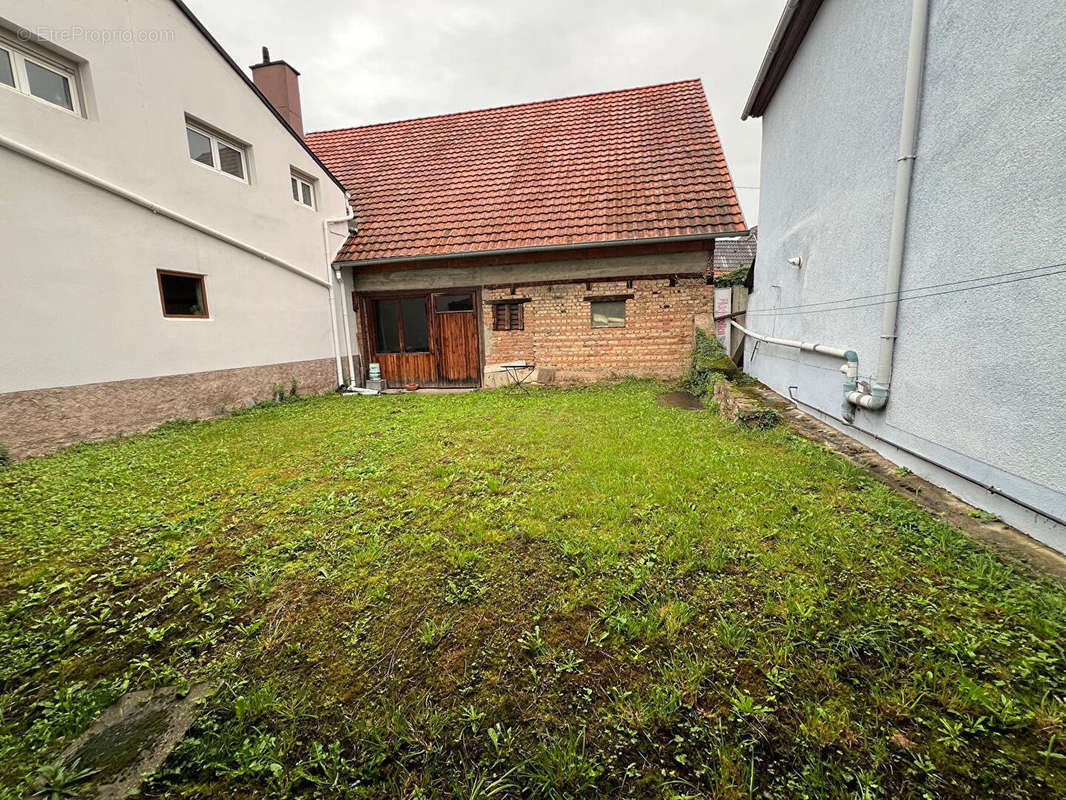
<box><xmin>747</xmin><ymin>0</ymin><xmax>1066</xmax><ymax>549</ymax></box>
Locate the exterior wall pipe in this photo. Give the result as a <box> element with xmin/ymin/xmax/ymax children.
<box><xmin>322</xmin><ymin>200</ymin><xmax>355</xmax><ymax>387</ymax></box>
<box><xmin>337</xmin><ymin>268</ymin><xmax>357</xmax><ymax>385</ymax></box>
<box><xmin>728</xmin><ymin>320</ymin><xmax>852</xmax><ymax>360</ymax></box>
<box><xmin>729</xmin><ymin>320</ymin><xmax>861</xmax><ymax>421</ymax></box>
<box><xmin>855</xmin><ymin>0</ymin><xmax>930</xmax><ymax>409</ymax></box>
<box><xmin>737</xmin><ymin>0</ymin><xmax>930</xmax><ymax>419</ymax></box>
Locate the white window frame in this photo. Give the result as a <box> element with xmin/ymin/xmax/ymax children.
<box><xmin>290</xmin><ymin>171</ymin><xmax>316</xmax><ymax>209</ymax></box>
<box><xmin>0</xmin><ymin>34</ymin><xmax>81</xmax><ymax>116</ymax></box>
<box><xmin>185</xmin><ymin>121</ymin><xmax>249</xmax><ymax>184</ymax></box>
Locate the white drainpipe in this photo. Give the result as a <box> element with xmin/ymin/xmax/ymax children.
<box><xmin>730</xmin><ymin>320</ymin><xmax>860</xmax><ymax>420</ymax></box>
<box><xmin>737</xmin><ymin>0</ymin><xmax>931</xmax><ymax>423</ymax></box>
<box><xmin>849</xmin><ymin>0</ymin><xmax>931</xmax><ymax>412</ymax></box>
<box><xmin>336</xmin><ymin>268</ymin><xmax>357</xmax><ymax>385</ymax></box>
<box><xmin>323</xmin><ymin>199</ymin><xmax>355</xmax><ymax>387</ymax></box>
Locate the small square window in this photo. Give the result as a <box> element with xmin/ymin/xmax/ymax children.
<box><xmin>591</xmin><ymin>301</ymin><xmax>626</xmax><ymax>328</ymax></box>
<box><xmin>24</xmin><ymin>58</ymin><xmax>72</xmax><ymax>110</ymax></box>
<box><xmin>291</xmin><ymin>172</ymin><xmax>315</xmax><ymax>208</ymax></box>
<box><xmin>217</xmin><ymin>142</ymin><xmax>245</xmax><ymax>179</ymax></box>
<box><xmin>158</xmin><ymin>270</ymin><xmax>208</xmax><ymax>318</ymax></box>
<box><xmin>492</xmin><ymin>301</ymin><xmax>524</xmax><ymax>331</ymax></box>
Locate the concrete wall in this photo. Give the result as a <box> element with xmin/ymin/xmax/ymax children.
<box><xmin>0</xmin><ymin>0</ymin><xmax>351</xmax><ymax>455</ymax></box>
<box><xmin>747</xmin><ymin>0</ymin><xmax>1066</xmax><ymax>548</ymax></box>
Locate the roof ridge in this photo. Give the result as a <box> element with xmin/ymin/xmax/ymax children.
<box><xmin>305</xmin><ymin>78</ymin><xmax>704</xmax><ymax>138</ymax></box>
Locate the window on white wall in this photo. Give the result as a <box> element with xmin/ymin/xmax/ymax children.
<box><xmin>291</xmin><ymin>172</ymin><xmax>315</xmax><ymax>208</ymax></box>
<box><xmin>0</xmin><ymin>37</ymin><xmax>81</xmax><ymax>113</ymax></box>
<box><xmin>157</xmin><ymin>270</ymin><xmax>209</xmax><ymax>318</ymax></box>
<box><xmin>185</xmin><ymin>120</ymin><xmax>248</xmax><ymax>182</ymax></box>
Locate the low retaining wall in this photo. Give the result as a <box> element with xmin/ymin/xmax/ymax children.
<box><xmin>712</xmin><ymin>380</ymin><xmax>781</xmax><ymax>429</ymax></box>
<box><xmin>0</xmin><ymin>358</ymin><xmax>336</xmax><ymax>459</ymax></box>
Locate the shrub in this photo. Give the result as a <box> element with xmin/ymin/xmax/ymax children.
<box><xmin>682</xmin><ymin>328</ymin><xmax>738</xmax><ymax>398</ymax></box>
<box><xmin>0</xmin><ymin>442</ymin><xmax>9</xmax><ymax>468</ymax></box>
<box><xmin>714</xmin><ymin>265</ymin><xmax>751</xmax><ymax>288</ymax></box>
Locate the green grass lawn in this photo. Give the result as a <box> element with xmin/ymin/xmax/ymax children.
<box><xmin>1</xmin><ymin>381</ymin><xmax>1064</xmax><ymax>799</ymax></box>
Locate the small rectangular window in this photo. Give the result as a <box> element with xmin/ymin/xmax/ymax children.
<box><xmin>0</xmin><ymin>48</ymin><xmax>14</xmax><ymax>88</ymax></box>
<box><xmin>24</xmin><ymin>58</ymin><xmax>72</xmax><ymax>110</ymax></box>
<box><xmin>591</xmin><ymin>300</ymin><xmax>626</xmax><ymax>328</ymax></box>
<box><xmin>187</xmin><ymin>128</ymin><xmax>213</xmax><ymax>167</ymax></box>
<box><xmin>217</xmin><ymin>142</ymin><xmax>245</xmax><ymax>179</ymax></box>
<box><xmin>0</xmin><ymin>38</ymin><xmax>81</xmax><ymax>113</ymax></box>
<box><xmin>373</xmin><ymin>299</ymin><xmax>401</xmax><ymax>353</ymax></box>
<box><xmin>158</xmin><ymin>270</ymin><xmax>208</xmax><ymax>318</ymax></box>
<box><xmin>435</xmin><ymin>293</ymin><xmax>473</xmax><ymax>313</ymax></box>
<box><xmin>186</xmin><ymin>121</ymin><xmax>248</xmax><ymax>183</ymax></box>
<box><xmin>492</xmin><ymin>301</ymin><xmax>524</xmax><ymax>331</ymax></box>
<box><xmin>401</xmin><ymin>297</ymin><xmax>430</xmax><ymax>352</ymax></box>
<box><xmin>291</xmin><ymin>172</ymin><xmax>315</xmax><ymax>208</ymax></box>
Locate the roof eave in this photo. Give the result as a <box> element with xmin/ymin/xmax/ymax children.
<box><xmin>334</xmin><ymin>229</ymin><xmax>750</xmax><ymax>269</ymax></box>
<box><xmin>741</xmin><ymin>0</ymin><xmax>825</xmax><ymax>120</ymax></box>
<box><xmin>169</xmin><ymin>0</ymin><xmax>346</xmax><ymax>194</ymax></box>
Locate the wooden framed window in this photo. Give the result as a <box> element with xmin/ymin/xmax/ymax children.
<box><xmin>492</xmin><ymin>301</ymin><xmax>524</xmax><ymax>331</ymax></box>
<box><xmin>434</xmin><ymin>292</ymin><xmax>474</xmax><ymax>313</ymax></box>
<box><xmin>157</xmin><ymin>270</ymin><xmax>209</xmax><ymax>318</ymax></box>
<box><xmin>372</xmin><ymin>296</ymin><xmax>430</xmax><ymax>354</ymax></box>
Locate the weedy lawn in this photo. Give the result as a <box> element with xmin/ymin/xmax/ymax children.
<box><xmin>0</xmin><ymin>381</ymin><xmax>1064</xmax><ymax>799</ymax></box>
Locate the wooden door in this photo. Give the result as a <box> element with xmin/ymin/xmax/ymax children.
<box><xmin>433</xmin><ymin>292</ymin><xmax>480</xmax><ymax>387</ymax></box>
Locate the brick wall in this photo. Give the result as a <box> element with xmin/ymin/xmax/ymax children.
<box><xmin>483</xmin><ymin>277</ymin><xmax>711</xmax><ymax>382</ymax></box>
<box><xmin>0</xmin><ymin>358</ymin><xmax>336</xmax><ymax>460</ymax></box>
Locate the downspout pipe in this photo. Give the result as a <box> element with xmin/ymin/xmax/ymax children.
<box><xmin>323</xmin><ymin>199</ymin><xmax>355</xmax><ymax>388</ymax></box>
<box><xmin>337</xmin><ymin>268</ymin><xmax>357</xmax><ymax>386</ymax></box>
<box><xmin>851</xmin><ymin>0</ymin><xmax>930</xmax><ymax>411</ymax></box>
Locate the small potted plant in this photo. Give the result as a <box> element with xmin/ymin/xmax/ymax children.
<box><xmin>404</xmin><ymin>382</ymin><xmax>418</xmax><ymax>392</ymax></box>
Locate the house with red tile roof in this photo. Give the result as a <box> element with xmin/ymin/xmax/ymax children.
<box><xmin>303</xmin><ymin>79</ymin><xmax>747</xmax><ymax>387</ymax></box>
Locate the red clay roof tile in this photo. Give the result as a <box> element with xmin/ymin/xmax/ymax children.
<box><xmin>305</xmin><ymin>79</ymin><xmax>746</xmax><ymax>263</ymax></box>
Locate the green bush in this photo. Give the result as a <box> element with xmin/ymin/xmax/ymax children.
<box><xmin>714</xmin><ymin>265</ymin><xmax>751</xmax><ymax>288</ymax></box>
<box><xmin>682</xmin><ymin>328</ymin><xmax>738</xmax><ymax>398</ymax></box>
<box><xmin>0</xmin><ymin>442</ymin><xmax>8</xmax><ymax>468</ymax></box>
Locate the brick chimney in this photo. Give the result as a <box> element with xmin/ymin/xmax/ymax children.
<box><xmin>250</xmin><ymin>47</ymin><xmax>303</xmax><ymax>137</ymax></box>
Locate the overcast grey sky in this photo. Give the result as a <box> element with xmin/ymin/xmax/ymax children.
<box><xmin>186</xmin><ymin>0</ymin><xmax>783</xmax><ymax>225</ymax></box>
